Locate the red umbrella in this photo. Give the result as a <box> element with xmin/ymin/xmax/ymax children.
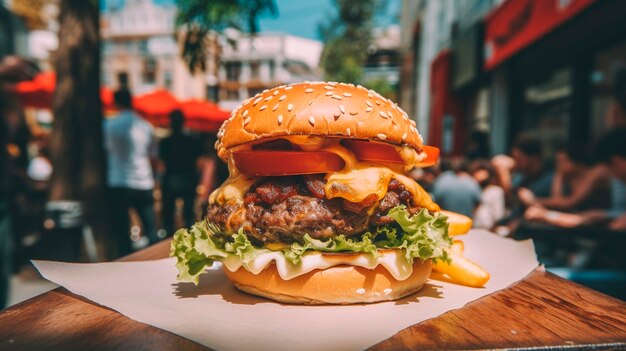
<box><xmin>133</xmin><ymin>89</ymin><xmax>180</xmax><ymax>127</ymax></box>
<box><xmin>180</xmin><ymin>99</ymin><xmax>231</xmax><ymax>132</ymax></box>
<box><xmin>14</xmin><ymin>72</ymin><xmax>116</xmax><ymax>110</ymax></box>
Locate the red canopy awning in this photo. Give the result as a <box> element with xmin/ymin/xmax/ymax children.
<box><xmin>14</xmin><ymin>72</ymin><xmax>115</xmax><ymax>110</ymax></box>
<box><xmin>180</xmin><ymin>99</ymin><xmax>231</xmax><ymax>132</ymax></box>
<box><xmin>133</xmin><ymin>89</ymin><xmax>181</xmax><ymax>127</ymax></box>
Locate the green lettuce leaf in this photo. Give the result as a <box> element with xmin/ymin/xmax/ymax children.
<box><xmin>170</xmin><ymin>206</ymin><xmax>452</xmax><ymax>283</ymax></box>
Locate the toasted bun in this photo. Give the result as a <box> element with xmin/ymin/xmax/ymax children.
<box><xmin>222</xmin><ymin>255</ymin><xmax>432</xmax><ymax>305</ymax></box>
<box><xmin>216</xmin><ymin>82</ymin><xmax>423</xmax><ymax>161</ymax></box>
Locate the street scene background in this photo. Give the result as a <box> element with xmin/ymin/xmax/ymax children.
<box><xmin>1</xmin><ymin>0</ymin><xmax>625</xmax><ymax>308</ymax></box>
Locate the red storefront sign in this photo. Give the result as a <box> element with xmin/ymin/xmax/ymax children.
<box><xmin>484</xmin><ymin>0</ymin><xmax>596</xmax><ymax>70</ymax></box>
<box><xmin>428</xmin><ymin>50</ymin><xmax>464</xmax><ymax>156</ymax></box>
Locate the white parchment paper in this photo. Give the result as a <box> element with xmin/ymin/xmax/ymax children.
<box><xmin>33</xmin><ymin>230</ymin><xmax>538</xmax><ymax>351</ymax></box>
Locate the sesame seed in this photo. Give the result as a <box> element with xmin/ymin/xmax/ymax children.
<box><xmin>356</xmin><ymin>288</ymin><xmax>365</xmax><ymax>294</ymax></box>
<box><xmin>244</xmin><ymin>117</ymin><xmax>251</xmax><ymax>125</ymax></box>
<box><xmin>279</xmin><ymin>95</ymin><xmax>287</xmax><ymax>101</ymax></box>
<box><xmin>338</xmin><ymin>105</ymin><xmax>346</xmax><ymax>114</ymax></box>
<box><xmin>325</xmin><ymin>91</ymin><xmax>334</xmax><ymax>96</ymax></box>
<box><xmin>253</xmin><ymin>97</ymin><xmax>262</xmax><ymax>105</ymax></box>
<box><xmin>379</xmin><ymin>111</ymin><xmax>388</xmax><ymax>118</ymax></box>
<box><xmin>343</xmin><ymin>92</ymin><xmax>352</xmax><ymax>97</ymax></box>
<box><xmin>273</xmin><ymin>90</ymin><xmax>279</xmax><ymax>95</ymax></box>
<box><xmin>367</xmin><ymin>93</ymin><xmax>373</xmax><ymax>98</ymax></box>
<box><xmin>410</xmin><ymin>120</ymin><xmax>416</xmax><ymax>127</ymax></box>
<box><xmin>387</xmin><ymin>111</ymin><xmax>393</xmax><ymax>118</ymax></box>
<box><xmin>332</xmin><ymin>95</ymin><xmax>342</xmax><ymax>100</ymax></box>
<box><xmin>333</xmin><ymin>111</ymin><xmax>341</xmax><ymax>118</ymax></box>
<box><xmin>236</xmin><ymin>104</ymin><xmax>243</xmax><ymax>110</ymax></box>
<box><xmin>375</xmin><ymin>100</ymin><xmax>381</xmax><ymax>105</ymax></box>
<box><xmin>259</xmin><ymin>105</ymin><xmax>267</xmax><ymax>111</ymax></box>
<box><xmin>365</xmin><ymin>107</ymin><xmax>373</xmax><ymax>112</ymax></box>
<box><xmin>377</xmin><ymin>133</ymin><xmax>387</xmax><ymax>140</ymax></box>
<box><xmin>349</xmin><ymin>111</ymin><xmax>358</xmax><ymax>115</ymax></box>
<box><xmin>242</xmin><ymin>110</ymin><xmax>249</xmax><ymax>117</ymax></box>
<box><xmin>277</xmin><ymin>115</ymin><xmax>283</xmax><ymax>125</ymax></box>
<box><xmin>264</xmin><ymin>96</ymin><xmax>272</xmax><ymax>102</ymax></box>
<box><xmin>309</xmin><ymin>116</ymin><xmax>315</xmax><ymax>126</ymax></box>
<box><xmin>285</xmin><ymin>86</ymin><xmax>293</xmax><ymax>90</ymax></box>
<box><xmin>383</xmin><ymin>288</ymin><xmax>392</xmax><ymax>294</ymax></box>
<box><xmin>324</xmin><ymin>86</ymin><xmax>334</xmax><ymax>90</ymax></box>
<box><xmin>262</xmin><ymin>89</ymin><xmax>269</xmax><ymax>93</ymax></box>
<box><xmin>346</xmin><ymin>128</ymin><xmax>351</xmax><ymax>136</ymax></box>
<box><xmin>287</xmin><ymin>104</ymin><xmax>293</xmax><ymax>111</ymax></box>
<box><xmin>305</xmin><ymin>88</ymin><xmax>314</xmax><ymax>93</ymax></box>
<box><xmin>402</xmin><ymin>133</ymin><xmax>407</xmax><ymax>141</ymax></box>
<box><xmin>272</xmin><ymin>104</ymin><xmax>279</xmax><ymax>111</ymax></box>
<box><xmin>366</xmin><ymin>100</ymin><xmax>373</xmax><ymax>107</ymax></box>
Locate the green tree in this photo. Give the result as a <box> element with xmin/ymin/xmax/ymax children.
<box><xmin>176</xmin><ymin>0</ymin><xmax>278</xmax><ymax>74</ymax></box>
<box><xmin>319</xmin><ymin>0</ymin><xmax>385</xmax><ymax>83</ymax></box>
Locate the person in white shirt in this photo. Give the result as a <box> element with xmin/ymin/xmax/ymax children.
<box><xmin>471</xmin><ymin>161</ymin><xmax>506</xmax><ymax>230</ymax></box>
<box><xmin>104</xmin><ymin>89</ymin><xmax>157</xmax><ymax>256</ymax></box>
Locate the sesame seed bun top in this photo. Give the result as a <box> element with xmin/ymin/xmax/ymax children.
<box><xmin>215</xmin><ymin>81</ymin><xmax>423</xmax><ymax>161</ymax></box>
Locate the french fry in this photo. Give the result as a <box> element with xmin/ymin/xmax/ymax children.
<box><xmin>451</xmin><ymin>240</ymin><xmax>464</xmax><ymax>255</ymax></box>
<box><xmin>433</xmin><ymin>251</ymin><xmax>490</xmax><ymax>288</ymax></box>
<box><xmin>441</xmin><ymin>210</ymin><xmax>473</xmax><ymax>236</ymax></box>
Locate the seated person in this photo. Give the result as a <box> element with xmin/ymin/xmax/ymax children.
<box><xmin>431</xmin><ymin>158</ymin><xmax>481</xmax><ymax>218</ymax></box>
<box><xmin>518</xmin><ymin>145</ymin><xmax>612</xmax><ymax>211</ymax></box>
<box><xmin>470</xmin><ymin>161</ymin><xmax>505</xmax><ymax>230</ymax></box>
<box><xmin>524</xmin><ymin>129</ymin><xmax>626</xmax><ymax>231</ymax></box>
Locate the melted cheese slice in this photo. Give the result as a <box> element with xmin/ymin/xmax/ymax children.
<box><xmin>209</xmin><ymin>173</ymin><xmax>257</xmax><ymax>205</ymax></box>
<box><xmin>321</xmin><ymin>142</ymin><xmax>439</xmax><ymax>211</ymax></box>
<box><xmin>221</xmin><ymin>249</ymin><xmax>416</xmax><ymax>281</ymax></box>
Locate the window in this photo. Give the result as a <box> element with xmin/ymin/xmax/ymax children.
<box><xmin>269</xmin><ymin>60</ymin><xmax>275</xmax><ymax>81</ymax></box>
<box><xmin>591</xmin><ymin>41</ymin><xmax>626</xmax><ymax>140</ymax></box>
<box><xmin>225</xmin><ymin>61</ymin><xmax>242</xmax><ymax>81</ymax></box>
<box><xmin>226</xmin><ymin>89</ymin><xmax>239</xmax><ymax>100</ymax></box>
<box><xmin>250</xmin><ymin>61</ymin><xmax>260</xmax><ymax>79</ymax></box>
<box><xmin>143</xmin><ymin>57</ymin><xmax>157</xmax><ymax>84</ymax></box>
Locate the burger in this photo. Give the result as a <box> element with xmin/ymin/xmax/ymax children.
<box><xmin>171</xmin><ymin>82</ymin><xmax>464</xmax><ymax>304</ymax></box>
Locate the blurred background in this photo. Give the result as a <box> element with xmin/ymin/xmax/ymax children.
<box><xmin>1</xmin><ymin>0</ymin><xmax>625</xmax><ymax>308</ymax></box>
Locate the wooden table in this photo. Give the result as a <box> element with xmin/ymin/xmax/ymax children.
<box><xmin>0</xmin><ymin>239</ymin><xmax>625</xmax><ymax>350</ymax></box>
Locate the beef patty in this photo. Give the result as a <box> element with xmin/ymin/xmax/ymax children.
<box><xmin>206</xmin><ymin>176</ymin><xmax>421</xmax><ymax>245</ymax></box>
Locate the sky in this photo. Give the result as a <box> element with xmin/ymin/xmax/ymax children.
<box><xmin>102</xmin><ymin>0</ymin><xmax>401</xmax><ymax>42</ymax></box>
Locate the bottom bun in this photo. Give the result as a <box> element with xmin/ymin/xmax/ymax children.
<box><xmin>222</xmin><ymin>257</ymin><xmax>432</xmax><ymax>305</ymax></box>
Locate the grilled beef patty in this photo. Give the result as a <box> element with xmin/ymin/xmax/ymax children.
<box><xmin>206</xmin><ymin>176</ymin><xmax>421</xmax><ymax>245</ymax></box>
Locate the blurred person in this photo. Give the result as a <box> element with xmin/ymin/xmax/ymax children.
<box><xmin>466</xmin><ymin>130</ymin><xmax>490</xmax><ymax>161</ymax></box>
<box><xmin>198</xmin><ymin>134</ymin><xmax>228</xmax><ymax>217</ymax></box>
<box><xmin>491</xmin><ymin>137</ymin><xmax>552</xmax><ymax>236</ymax></box>
<box><xmin>492</xmin><ymin>136</ymin><xmax>553</xmax><ymax>201</ymax></box>
<box><xmin>518</xmin><ymin>145</ymin><xmax>611</xmax><ymax>211</ymax></box>
<box><xmin>0</xmin><ymin>55</ymin><xmax>37</xmax><ymax>308</ymax></box>
<box><xmin>525</xmin><ymin>129</ymin><xmax>626</xmax><ymax>231</ymax></box>
<box><xmin>159</xmin><ymin>110</ymin><xmax>201</xmax><ymax>235</ymax></box>
<box><xmin>104</xmin><ymin>89</ymin><xmax>158</xmax><ymax>257</ymax></box>
<box><xmin>471</xmin><ymin>161</ymin><xmax>505</xmax><ymax>230</ymax></box>
<box><xmin>431</xmin><ymin>158</ymin><xmax>481</xmax><ymax>217</ymax></box>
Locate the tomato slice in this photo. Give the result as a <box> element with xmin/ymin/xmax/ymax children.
<box><xmin>343</xmin><ymin>140</ymin><xmax>404</xmax><ymax>164</ymax></box>
<box><xmin>233</xmin><ymin>151</ymin><xmax>345</xmax><ymax>176</ymax></box>
<box><xmin>416</xmin><ymin>145</ymin><xmax>440</xmax><ymax>168</ymax></box>
<box><xmin>343</xmin><ymin>140</ymin><xmax>440</xmax><ymax>167</ymax></box>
